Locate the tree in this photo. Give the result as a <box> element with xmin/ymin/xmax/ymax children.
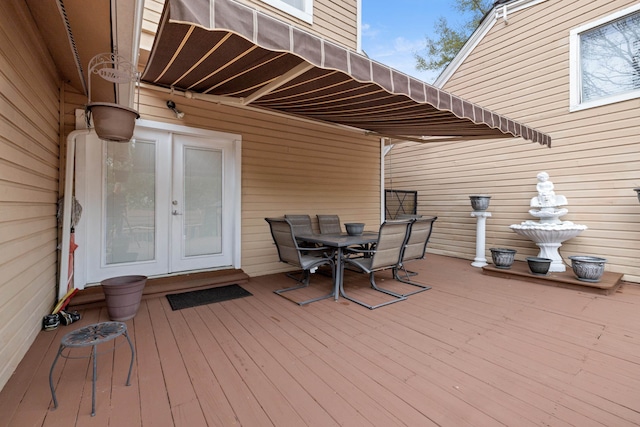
<box><xmin>415</xmin><ymin>0</ymin><xmax>493</xmax><ymax>73</ymax></box>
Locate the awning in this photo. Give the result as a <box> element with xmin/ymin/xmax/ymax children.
<box><xmin>141</xmin><ymin>0</ymin><xmax>551</xmax><ymax>146</ymax></box>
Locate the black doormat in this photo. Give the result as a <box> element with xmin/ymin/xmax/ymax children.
<box><xmin>166</xmin><ymin>284</ymin><xmax>252</xmax><ymax>310</ymax></box>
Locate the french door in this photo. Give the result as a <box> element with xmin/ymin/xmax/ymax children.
<box><xmin>78</xmin><ymin>123</ymin><xmax>239</xmax><ymax>285</ymax></box>
<box><xmin>171</xmin><ymin>133</ymin><xmax>231</xmax><ymax>271</ymax></box>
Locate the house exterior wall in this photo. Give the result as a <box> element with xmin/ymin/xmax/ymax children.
<box><xmin>0</xmin><ymin>0</ymin><xmax>62</xmax><ymax>390</ymax></box>
<box><xmin>134</xmin><ymin>0</ymin><xmax>376</xmax><ymax>279</ymax></box>
<box><xmin>137</xmin><ymin>90</ymin><xmax>382</xmax><ymax>277</ymax></box>
<box><xmin>62</xmin><ymin>88</ymin><xmax>382</xmax><ymax>279</ymax></box>
<box><xmin>0</xmin><ymin>0</ymin><xmax>373</xmax><ymax>394</ymax></box>
<box><xmin>385</xmin><ymin>0</ymin><xmax>640</xmax><ymax>282</ymax></box>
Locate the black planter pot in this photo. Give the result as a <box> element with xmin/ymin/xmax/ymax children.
<box><xmin>526</xmin><ymin>257</ymin><xmax>552</xmax><ymax>275</ymax></box>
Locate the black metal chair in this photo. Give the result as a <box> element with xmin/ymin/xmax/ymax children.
<box><xmin>342</xmin><ymin>220</ymin><xmax>411</xmax><ymax>309</ymax></box>
<box><xmin>392</xmin><ymin>216</ymin><xmax>437</xmax><ymax>296</ymax></box>
<box><xmin>317</xmin><ymin>214</ymin><xmax>342</xmax><ymax>234</ymax></box>
<box><xmin>265</xmin><ymin>217</ymin><xmax>335</xmax><ymax>305</ymax></box>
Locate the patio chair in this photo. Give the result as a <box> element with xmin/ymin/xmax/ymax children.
<box><xmin>342</xmin><ymin>220</ymin><xmax>411</xmax><ymax>309</ymax></box>
<box><xmin>284</xmin><ymin>214</ymin><xmax>319</xmax><ymax>281</ymax></box>
<box><xmin>392</xmin><ymin>216</ymin><xmax>438</xmax><ymax>296</ymax></box>
<box><xmin>284</xmin><ymin>214</ymin><xmax>315</xmax><ymax>236</ymax></box>
<box><xmin>265</xmin><ymin>217</ymin><xmax>335</xmax><ymax>305</ymax></box>
<box><xmin>317</xmin><ymin>214</ymin><xmax>342</xmax><ymax>234</ymax></box>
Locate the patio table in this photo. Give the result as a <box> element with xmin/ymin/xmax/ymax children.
<box><xmin>297</xmin><ymin>232</ymin><xmax>378</xmax><ymax>301</ymax></box>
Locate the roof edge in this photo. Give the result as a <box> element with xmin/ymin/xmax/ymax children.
<box><xmin>433</xmin><ymin>0</ymin><xmax>548</xmax><ymax>88</ymax></box>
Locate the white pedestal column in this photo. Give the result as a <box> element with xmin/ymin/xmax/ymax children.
<box><xmin>471</xmin><ymin>211</ymin><xmax>491</xmax><ymax>267</ymax></box>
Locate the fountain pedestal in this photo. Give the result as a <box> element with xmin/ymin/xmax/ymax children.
<box><xmin>536</xmin><ymin>242</ymin><xmax>563</xmax><ymax>272</ymax></box>
<box><xmin>510</xmin><ymin>172</ymin><xmax>587</xmax><ymax>272</ymax></box>
<box><xmin>509</xmin><ymin>225</ymin><xmax>586</xmax><ymax>272</ymax></box>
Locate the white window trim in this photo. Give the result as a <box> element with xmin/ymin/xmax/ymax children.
<box><xmin>569</xmin><ymin>3</ymin><xmax>640</xmax><ymax>112</ymax></box>
<box><xmin>261</xmin><ymin>0</ymin><xmax>313</xmax><ymax>24</ymax></box>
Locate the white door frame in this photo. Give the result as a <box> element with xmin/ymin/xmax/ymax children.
<box><xmin>74</xmin><ymin>119</ymin><xmax>242</xmax><ymax>288</ymax></box>
<box><xmin>170</xmin><ymin>133</ymin><xmax>235</xmax><ymax>271</ymax></box>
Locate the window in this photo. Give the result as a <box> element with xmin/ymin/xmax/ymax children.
<box><xmin>570</xmin><ymin>4</ymin><xmax>640</xmax><ymax>111</ymax></box>
<box><xmin>261</xmin><ymin>0</ymin><xmax>313</xmax><ymax>23</ymax></box>
<box><xmin>385</xmin><ymin>190</ymin><xmax>417</xmax><ymax>220</ymax></box>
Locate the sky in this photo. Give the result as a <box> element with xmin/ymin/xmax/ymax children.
<box><xmin>361</xmin><ymin>0</ymin><xmax>470</xmax><ymax>84</ymax></box>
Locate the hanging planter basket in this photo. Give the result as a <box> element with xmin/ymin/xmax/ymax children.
<box><xmin>86</xmin><ymin>53</ymin><xmax>140</xmax><ymax>142</ymax></box>
<box><xmin>86</xmin><ymin>102</ymin><xmax>139</xmax><ymax>142</ymax></box>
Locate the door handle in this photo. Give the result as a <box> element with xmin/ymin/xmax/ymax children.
<box><xmin>172</xmin><ymin>210</ymin><xmax>183</xmax><ymax>216</ymax></box>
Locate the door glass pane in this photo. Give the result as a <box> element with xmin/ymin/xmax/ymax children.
<box><xmin>184</xmin><ymin>147</ymin><xmax>222</xmax><ymax>257</ymax></box>
<box><xmin>105</xmin><ymin>140</ymin><xmax>156</xmax><ymax>264</ymax></box>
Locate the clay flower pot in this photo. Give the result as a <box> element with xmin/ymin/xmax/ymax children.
<box><xmin>101</xmin><ymin>275</ymin><xmax>147</xmax><ymax>321</ymax></box>
<box><xmin>87</xmin><ymin>102</ymin><xmax>139</xmax><ymax>142</ymax></box>
<box><xmin>490</xmin><ymin>248</ymin><xmax>517</xmax><ymax>269</ymax></box>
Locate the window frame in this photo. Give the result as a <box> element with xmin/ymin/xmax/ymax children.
<box><xmin>569</xmin><ymin>3</ymin><xmax>640</xmax><ymax>112</ymax></box>
<box><xmin>261</xmin><ymin>0</ymin><xmax>313</xmax><ymax>24</ymax></box>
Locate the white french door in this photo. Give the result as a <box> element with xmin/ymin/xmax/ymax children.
<box><xmin>77</xmin><ymin>123</ymin><xmax>240</xmax><ymax>285</ymax></box>
<box><xmin>171</xmin><ymin>134</ymin><xmax>233</xmax><ymax>271</ymax></box>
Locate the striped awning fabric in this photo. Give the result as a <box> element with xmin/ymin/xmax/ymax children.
<box><xmin>141</xmin><ymin>0</ymin><xmax>551</xmax><ymax>146</ymax></box>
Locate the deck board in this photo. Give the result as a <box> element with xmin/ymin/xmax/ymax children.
<box><xmin>3</xmin><ymin>254</ymin><xmax>640</xmax><ymax>426</ymax></box>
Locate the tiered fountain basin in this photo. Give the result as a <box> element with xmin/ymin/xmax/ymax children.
<box><xmin>510</xmin><ymin>222</ymin><xmax>587</xmax><ymax>272</ymax></box>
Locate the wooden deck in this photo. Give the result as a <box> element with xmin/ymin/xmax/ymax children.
<box><xmin>2</xmin><ymin>254</ymin><xmax>640</xmax><ymax>426</ymax></box>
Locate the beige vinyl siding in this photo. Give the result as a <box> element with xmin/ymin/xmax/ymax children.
<box><xmin>140</xmin><ymin>0</ymin><xmax>163</xmax><ymax>66</ymax></box>
<box><xmin>386</xmin><ymin>0</ymin><xmax>640</xmax><ymax>282</ymax></box>
<box><xmin>125</xmin><ymin>89</ymin><xmax>382</xmax><ymax>277</ymax></box>
<box><xmin>0</xmin><ymin>0</ymin><xmax>61</xmax><ymax>390</ymax></box>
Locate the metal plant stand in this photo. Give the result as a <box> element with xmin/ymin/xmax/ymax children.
<box><xmin>49</xmin><ymin>322</ymin><xmax>134</xmax><ymax>416</ymax></box>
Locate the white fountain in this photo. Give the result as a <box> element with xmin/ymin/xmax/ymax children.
<box><xmin>510</xmin><ymin>172</ymin><xmax>587</xmax><ymax>272</ymax></box>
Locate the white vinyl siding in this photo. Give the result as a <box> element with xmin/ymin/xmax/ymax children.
<box><xmin>0</xmin><ymin>0</ymin><xmax>62</xmax><ymax>391</ymax></box>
